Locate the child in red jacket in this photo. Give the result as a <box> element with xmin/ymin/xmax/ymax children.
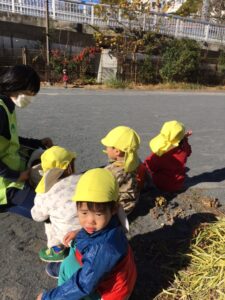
<box><xmin>62</xmin><ymin>69</ymin><xmax>69</xmax><ymax>88</ymax></box>
<box><xmin>144</xmin><ymin>120</ymin><xmax>192</xmax><ymax>193</ymax></box>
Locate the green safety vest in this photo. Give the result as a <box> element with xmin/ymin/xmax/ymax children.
<box><xmin>0</xmin><ymin>99</ymin><xmax>25</xmax><ymax>205</ymax></box>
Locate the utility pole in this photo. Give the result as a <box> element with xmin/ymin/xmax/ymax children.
<box><xmin>45</xmin><ymin>0</ymin><xmax>50</xmax><ymax>82</ymax></box>
<box><xmin>202</xmin><ymin>0</ymin><xmax>210</xmax><ymax>21</ymax></box>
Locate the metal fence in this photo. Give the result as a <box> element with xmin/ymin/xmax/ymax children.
<box><xmin>0</xmin><ymin>0</ymin><xmax>225</xmax><ymax>45</ymax></box>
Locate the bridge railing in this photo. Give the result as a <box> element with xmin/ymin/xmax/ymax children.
<box><xmin>0</xmin><ymin>0</ymin><xmax>225</xmax><ymax>45</ymax></box>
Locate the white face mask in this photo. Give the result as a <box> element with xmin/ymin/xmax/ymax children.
<box><xmin>12</xmin><ymin>94</ymin><xmax>33</xmax><ymax>108</ymax></box>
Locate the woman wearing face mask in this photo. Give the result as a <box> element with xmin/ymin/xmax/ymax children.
<box><xmin>0</xmin><ymin>65</ymin><xmax>53</xmax><ymax>218</ymax></box>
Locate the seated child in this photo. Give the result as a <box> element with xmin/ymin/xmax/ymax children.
<box><xmin>144</xmin><ymin>120</ymin><xmax>192</xmax><ymax>193</ymax></box>
<box><xmin>101</xmin><ymin>125</ymin><xmax>145</xmax><ymax>215</ymax></box>
<box><xmin>31</xmin><ymin>146</ymin><xmax>81</xmax><ymax>262</ymax></box>
<box><xmin>37</xmin><ymin>168</ymin><xmax>137</xmax><ymax>300</ymax></box>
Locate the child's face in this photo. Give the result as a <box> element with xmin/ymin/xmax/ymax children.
<box><xmin>77</xmin><ymin>202</ymin><xmax>114</xmax><ymax>234</ymax></box>
<box><xmin>105</xmin><ymin>147</ymin><xmax>121</xmax><ymax>160</ymax></box>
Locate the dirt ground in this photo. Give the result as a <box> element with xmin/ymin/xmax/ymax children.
<box><xmin>128</xmin><ymin>187</ymin><xmax>224</xmax><ymax>300</ymax></box>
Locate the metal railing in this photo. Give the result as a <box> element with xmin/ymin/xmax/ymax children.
<box><xmin>0</xmin><ymin>0</ymin><xmax>225</xmax><ymax>45</ymax></box>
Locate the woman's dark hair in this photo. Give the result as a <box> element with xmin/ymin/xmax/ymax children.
<box><xmin>76</xmin><ymin>201</ymin><xmax>117</xmax><ymax>213</ymax></box>
<box><xmin>0</xmin><ymin>65</ymin><xmax>40</xmax><ymax>95</ymax></box>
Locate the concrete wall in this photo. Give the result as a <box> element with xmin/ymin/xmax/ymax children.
<box><xmin>0</xmin><ymin>11</ymin><xmax>95</xmax><ymax>52</ymax></box>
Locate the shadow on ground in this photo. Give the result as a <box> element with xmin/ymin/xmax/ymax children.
<box><xmin>128</xmin><ymin>189</ymin><xmax>180</xmax><ymax>224</ymax></box>
<box><xmin>186</xmin><ymin>167</ymin><xmax>225</xmax><ymax>187</ymax></box>
<box><xmin>129</xmin><ymin>166</ymin><xmax>225</xmax><ymax>224</ymax></box>
<box><xmin>129</xmin><ymin>212</ymin><xmax>217</xmax><ymax>300</ymax></box>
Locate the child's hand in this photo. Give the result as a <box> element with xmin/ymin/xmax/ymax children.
<box><xmin>185</xmin><ymin>130</ymin><xmax>192</xmax><ymax>137</ymax></box>
<box><xmin>36</xmin><ymin>293</ymin><xmax>43</xmax><ymax>300</ymax></box>
<box><xmin>18</xmin><ymin>169</ymin><xmax>30</xmax><ymax>182</ymax></box>
<box><xmin>41</xmin><ymin>138</ymin><xmax>53</xmax><ymax>149</ymax></box>
<box><xmin>63</xmin><ymin>230</ymin><xmax>80</xmax><ymax>247</ymax></box>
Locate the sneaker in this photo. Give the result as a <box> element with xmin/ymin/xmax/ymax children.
<box><xmin>45</xmin><ymin>262</ymin><xmax>61</xmax><ymax>279</ymax></box>
<box><xmin>39</xmin><ymin>246</ymin><xmax>67</xmax><ymax>262</ymax></box>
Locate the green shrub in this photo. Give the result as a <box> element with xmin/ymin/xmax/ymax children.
<box><xmin>105</xmin><ymin>77</ymin><xmax>130</xmax><ymax>89</ymax></box>
<box><xmin>176</xmin><ymin>0</ymin><xmax>202</xmax><ymax>17</ymax></box>
<box><xmin>77</xmin><ymin>77</ymin><xmax>97</xmax><ymax>85</ymax></box>
<box><xmin>160</xmin><ymin>39</ymin><xmax>201</xmax><ymax>83</ymax></box>
<box><xmin>139</xmin><ymin>55</ymin><xmax>157</xmax><ymax>84</ymax></box>
<box><xmin>217</xmin><ymin>50</ymin><xmax>225</xmax><ymax>84</ymax></box>
<box><xmin>218</xmin><ymin>51</ymin><xmax>225</xmax><ymax>73</ymax></box>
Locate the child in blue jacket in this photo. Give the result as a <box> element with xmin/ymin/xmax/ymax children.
<box><xmin>37</xmin><ymin>168</ymin><xmax>137</xmax><ymax>300</ymax></box>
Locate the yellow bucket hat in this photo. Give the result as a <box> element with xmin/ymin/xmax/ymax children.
<box><xmin>101</xmin><ymin>126</ymin><xmax>140</xmax><ymax>173</ymax></box>
<box><xmin>35</xmin><ymin>146</ymin><xmax>76</xmax><ymax>194</ymax></box>
<box><xmin>73</xmin><ymin>168</ymin><xmax>129</xmax><ymax>231</ymax></box>
<box><xmin>150</xmin><ymin>120</ymin><xmax>185</xmax><ymax>156</ymax></box>
<box><xmin>72</xmin><ymin>168</ymin><xmax>119</xmax><ymax>203</ymax></box>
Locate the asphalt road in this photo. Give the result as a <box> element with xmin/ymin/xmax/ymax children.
<box><xmin>1</xmin><ymin>88</ymin><xmax>225</xmax><ymax>300</ymax></box>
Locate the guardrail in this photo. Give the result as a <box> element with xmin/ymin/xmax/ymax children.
<box><xmin>0</xmin><ymin>0</ymin><xmax>225</xmax><ymax>45</ymax></box>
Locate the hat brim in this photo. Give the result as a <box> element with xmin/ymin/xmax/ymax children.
<box><xmin>101</xmin><ymin>137</ymin><xmax>111</xmax><ymax>147</ymax></box>
<box><xmin>35</xmin><ymin>168</ymin><xmax>64</xmax><ymax>193</ymax></box>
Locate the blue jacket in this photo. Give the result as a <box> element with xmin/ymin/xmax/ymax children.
<box><xmin>42</xmin><ymin>216</ymin><xmax>129</xmax><ymax>300</ymax></box>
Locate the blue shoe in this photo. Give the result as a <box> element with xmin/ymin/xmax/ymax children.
<box><xmin>45</xmin><ymin>262</ymin><xmax>61</xmax><ymax>279</ymax></box>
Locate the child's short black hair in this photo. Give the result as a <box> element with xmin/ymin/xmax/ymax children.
<box><xmin>0</xmin><ymin>65</ymin><xmax>40</xmax><ymax>95</ymax></box>
<box><xmin>76</xmin><ymin>201</ymin><xmax>117</xmax><ymax>213</ymax></box>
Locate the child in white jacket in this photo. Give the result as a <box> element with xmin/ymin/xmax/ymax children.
<box><xmin>31</xmin><ymin>146</ymin><xmax>80</xmax><ymax>262</ymax></box>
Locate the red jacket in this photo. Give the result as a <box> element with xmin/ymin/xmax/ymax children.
<box><xmin>144</xmin><ymin>138</ymin><xmax>192</xmax><ymax>192</ymax></box>
<box><xmin>62</xmin><ymin>74</ymin><xmax>68</xmax><ymax>82</ymax></box>
<box><xmin>76</xmin><ymin>245</ymin><xmax>136</xmax><ymax>300</ymax></box>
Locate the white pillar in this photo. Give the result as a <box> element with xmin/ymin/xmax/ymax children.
<box><xmin>204</xmin><ymin>24</ymin><xmax>210</xmax><ymax>42</ymax></box>
<box><xmin>143</xmin><ymin>13</ymin><xmax>146</xmax><ymax>31</ymax></box>
<box><xmin>91</xmin><ymin>5</ymin><xmax>94</xmax><ymax>25</ymax></box>
<box><xmin>175</xmin><ymin>19</ymin><xmax>180</xmax><ymax>37</ymax></box>
<box><xmin>97</xmin><ymin>49</ymin><xmax>118</xmax><ymax>83</ymax></box>
<box><xmin>118</xmin><ymin>8</ymin><xmax>121</xmax><ymax>22</ymax></box>
<box><xmin>52</xmin><ymin>0</ymin><xmax>56</xmax><ymax>19</ymax></box>
<box><xmin>18</xmin><ymin>0</ymin><xmax>22</xmax><ymax>13</ymax></box>
<box><xmin>12</xmin><ymin>0</ymin><xmax>15</xmax><ymax>13</ymax></box>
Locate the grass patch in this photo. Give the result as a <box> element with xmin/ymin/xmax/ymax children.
<box><xmin>105</xmin><ymin>78</ymin><xmax>131</xmax><ymax>89</ymax></box>
<box><xmin>44</xmin><ymin>81</ymin><xmax>225</xmax><ymax>91</ymax></box>
<box><xmin>129</xmin><ymin>82</ymin><xmax>206</xmax><ymax>90</ymax></box>
<box><xmin>156</xmin><ymin>218</ymin><xmax>225</xmax><ymax>300</ymax></box>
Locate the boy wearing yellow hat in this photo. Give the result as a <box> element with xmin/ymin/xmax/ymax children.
<box><xmin>144</xmin><ymin>120</ymin><xmax>192</xmax><ymax>192</ymax></box>
<box><xmin>37</xmin><ymin>168</ymin><xmax>137</xmax><ymax>300</ymax></box>
<box><xmin>31</xmin><ymin>146</ymin><xmax>81</xmax><ymax>262</ymax></box>
<box><xmin>101</xmin><ymin>126</ymin><xmax>145</xmax><ymax>215</ymax></box>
